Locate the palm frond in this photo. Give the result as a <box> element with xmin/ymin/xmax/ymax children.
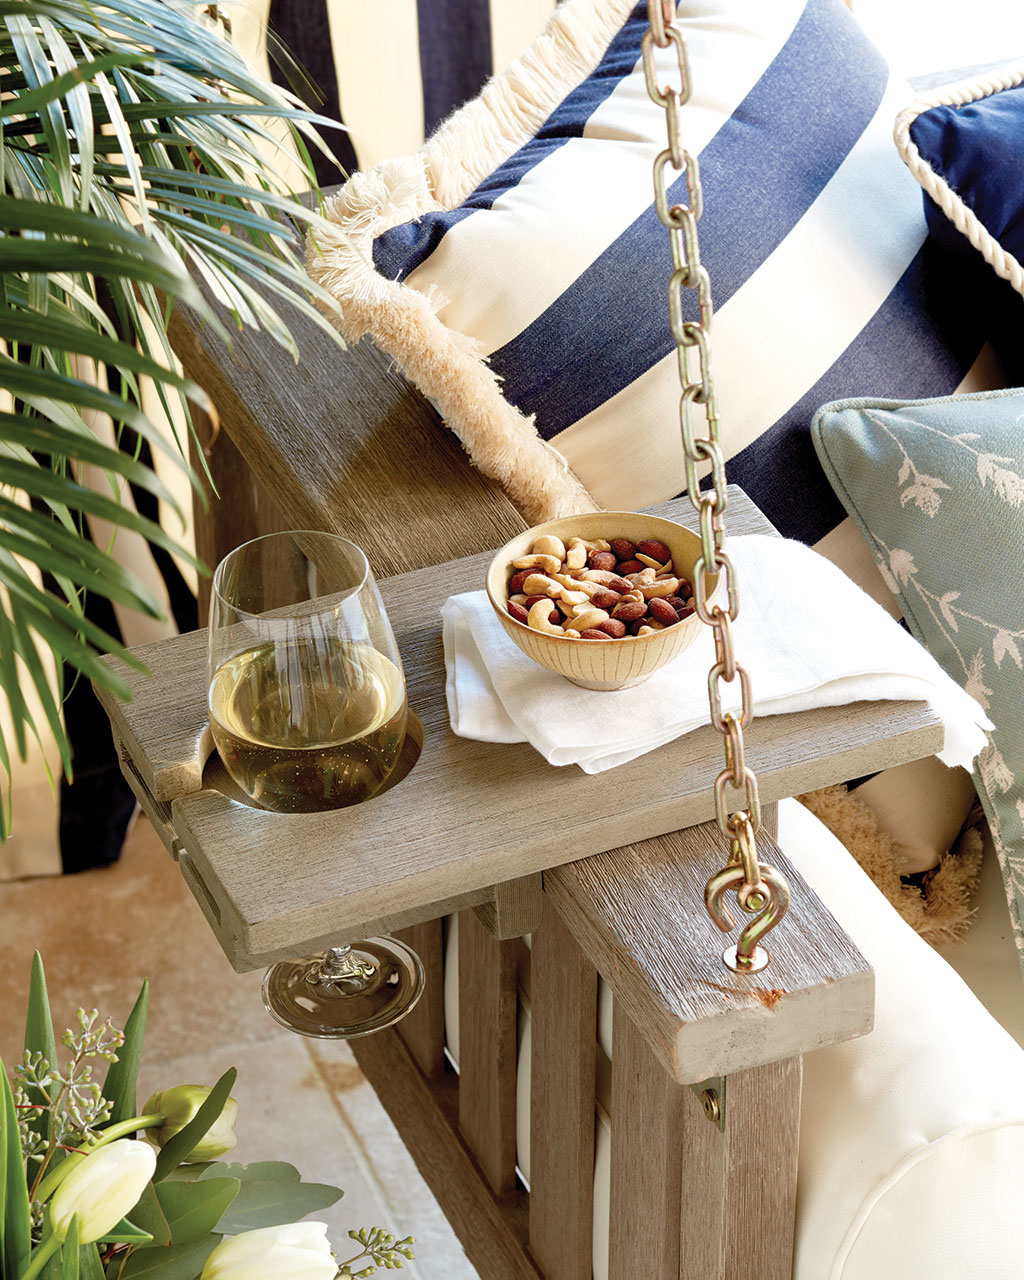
<box><xmin>0</xmin><ymin>0</ymin><xmax>347</xmax><ymax>833</ymax></box>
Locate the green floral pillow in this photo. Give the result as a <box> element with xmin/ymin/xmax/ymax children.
<box><xmin>812</xmin><ymin>388</ymin><xmax>1024</xmax><ymax>971</ymax></box>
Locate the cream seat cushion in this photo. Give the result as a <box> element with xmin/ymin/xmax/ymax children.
<box><xmin>446</xmin><ymin>797</ymin><xmax>1024</xmax><ymax>1277</ymax></box>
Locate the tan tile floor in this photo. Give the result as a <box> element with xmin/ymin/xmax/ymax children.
<box><xmin>0</xmin><ymin>813</ymin><xmax>479</xmax><ymax>1278</ymax></box>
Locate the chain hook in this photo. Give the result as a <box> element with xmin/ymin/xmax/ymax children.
<box><xmin>704</xmin><ymin>818</ymin><xmax>790</xmax><ymax>973</ymax></box>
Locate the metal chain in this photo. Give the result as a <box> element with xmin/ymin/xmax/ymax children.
<box><xmin>642</xmin><ymin>2</ymin><xmax>790</xmax><ymax>973</ymax></box>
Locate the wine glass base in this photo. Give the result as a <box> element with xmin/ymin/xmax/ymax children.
<box><xmin>262</xmin><ymin>937</ymin><xmax>425</xmax><ymax>1039</ymax></box>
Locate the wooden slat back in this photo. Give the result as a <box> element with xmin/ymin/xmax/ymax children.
<box><xmin>457</xmin><ymin>909</ymin><xmax>520</xmax><ymax>1196</ymax></box>
<box><xmin>677</xmin><ymin>1057</ymin><xmax>802</xmax><ymax>1280</ymax></box>
<box><xmin>350</xmin><ymin>1029</ymin><xmax>540</xmax><ymax>1280</ymax></box>
<box><xmin>393</xmin><ymin>918</ymin><xmax>447</xmax><ymax>1078</ymax></box>
<box><xmin>528</xmin><ymin>897</ymin><xmax>598</xmax><ymax>1280</ymax></box>
<box><xmin>608</xmin><ymin>1004</ymin><xmax>685</xmax><ymax>1277</ymax></box>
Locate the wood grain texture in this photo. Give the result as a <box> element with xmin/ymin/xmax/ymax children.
<box><xmin>528</xmin><ymin>897</ymin><xmax>597</xmax><ymax>1280</ymax></box>
<box><xmin>475</xmin><ymin>874</ymin><xmax>545</xmax><ymax>939</ymax></box>
<box><xmin>95</xmin><ymin>492</ymin><xmax>942</xmax><ymax>970</ymax></box>
<box><xmin>678</xmin><ymin>1057</ymin><xmax>802</xmax><ymax>1280</ymax></box>
<box><xmin>169</xmin><ymin>297</ymin><xmax>528</xmax><ymax>580</ymax></box>
<box><xmin>393</xmin><ymin>918</ymin><xmax>446</xmax><ymax>1078</ymax></box>
<box><xmin>608</xmin><ymin>1005</ymin><xmax>685</xmax><ymax>1278</ymax></box>
<box><xmin>349</xmin><ymin>1030</ymin><xmax>541</xmax><ymax>1280</ymax></box>
<box><xmin>114</xmin><ymin>739</ymin><xmax>181</xmax><ymax>859</ymax></box>
<box><xmin>458</xmin><ymin>910</ymin><xmax>519</xmax><ymax>1197</ymax></box>
<box><xmin>545</xmin><ymin>822</ymin><xmax>873</xmax><ymax>1083</ymax></box>
<box><xmin>188</xmin><ymin>406</ymin><xmax>294</xmax><ymax>625</ymax></box>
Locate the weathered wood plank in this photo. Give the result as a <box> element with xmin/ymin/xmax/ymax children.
<box><xmin>475</xmin><ymin>874</ymin><xmax>545</xmax><ymax>940</ymax></box>
<box><xmin>349</xmin><ymin>1029</ymin><xmax>540</xmax><ymax>1280</ymax></box>
<box><xmin>169</xmin><ymin>300</ymin><xmax>529</xmax><ymax>581</ymax></box>
<box><xmin>608</xmin><ymin>1005</ymin><xmax>684</xmax><ymax>1278</ymax></box>
<box><xmin>114</xmin><ymin>737</ymin><xmax>181</xmax><ymax>859</ymax></box>
<box><xmin>528</xmin><ymin>897</ymin><xmax>597</xmax><ymax>1280</ymax></box>
<box><xmin>188</xmin><ymin>406</ymin><xmax>293</xmax><ymax>625</ymax></box>
<box><xmin>458</xmin><ymin>910</ymin><xmax>519</xmax><ymax>1197</ymax></box>
<box><xmin>393</xmin><ymin>918</ymin><xmax>446</xmax><ymax>1078</ymax></box>
<box><xmin>678</xmin><ymin>1057</ymin><xmax>802</xmax><ymax>1280</ymax></box>
<box><xmin>545</xmin><ymin>822</ymin><xmax>872</xmax><ymax>1083</ymax></box>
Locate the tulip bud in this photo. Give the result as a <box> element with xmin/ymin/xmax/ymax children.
<box><xmin>50</xmin><ymin>1139</ymin><xmax>156</xmax><ymax>1244</ymax></box>
<box><xmin>142</xmin><ymin>1084</ymin><xmax>238</xmax><ymax>1162</ymax></box>
<box><xmin>200</xmin><ymin>1221</ymin><xmax>337</xmax><ymax>1280</ymax></box>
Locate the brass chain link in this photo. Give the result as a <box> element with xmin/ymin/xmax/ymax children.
<box><xmin>642</xmin><ymin>2</ymin><xmax>790</xmax><ymax>973</ymax></box>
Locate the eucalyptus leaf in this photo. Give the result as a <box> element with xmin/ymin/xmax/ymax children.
<box><xmin>201</xmin><ymin>1160</ymin><xmax>342</xmax><ymax>1234</ymax></box>
<box><xmin>114</xmin><ymin>1233</ymin><xmax>220</xmax><ymax>1280</ymax></box>
<box><xmin>152</xmin><ymin>1178</ymin><xmax>238</xmax><ymax>1246</ymax></box>
<box><xmin>125</xmin><ymin>1181</ymin><xmax>170</xmax><ymax>1249</ymax></box>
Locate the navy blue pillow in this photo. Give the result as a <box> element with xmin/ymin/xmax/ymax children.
<box><xmin>895</xmin><ymin>66</ymin><xmax>1024</xmax><ymax>320</ymax></box>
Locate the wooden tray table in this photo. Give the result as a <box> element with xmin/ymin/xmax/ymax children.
<box><xmin>97</xmin><ymin>493</ymin><xmax>940</xmax><ymax>1084</ymax></box>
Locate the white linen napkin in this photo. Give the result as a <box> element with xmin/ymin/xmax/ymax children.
<box><xmin>441</xmin><ymin>534</ymin><xmax>992</xmax><ymax>774</ymax></box>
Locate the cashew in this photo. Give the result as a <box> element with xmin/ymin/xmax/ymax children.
<box><xmin>637</xmin><ymin>552</ymin><xmax>674</xmax><ymax>573</ymax></box>
<box><xmin>567</xmin><ymin>607</ymin><xmax>610</xmax><ymax>632</ymax></box>
<box><xmin>557</xmin><ymin>587</ymin><xmax>590</xmax><ymax>606</ymax></box>
<box><xmin>565</xmin><ymin>538</ymin><xmax>588</xmax><ymax>569</ymax></box>
<box><xmin>509</xmin><ymin>593</ymin><xmax>529</xmax><ymax>606</ymax></box>
<box><xmin>530</xmin><ymin>535</ymin><xmax>566</xmax><ymax>562</ymax></box>
<box><xmin>512</xmin><ymin>553</ymin><xmax>562</xmax><ymax>575</ymax></box>
<box><xmin>522</xmin><ymin>572</ymin><xmax>561</xmax><ymax>597</ymax></box>
<box><xmin>581</xmin><ymin>538</ymin><xmax>611</xmax><ymax>552</ymax></box>
<box><xmin>553</xmin><ymin>572</ymin><xmax>604</xmax><ymax>598</ymax></box>
<box><xmin>528</xmin><ymin>600</ymin><xmax>568</xmax><ymax>634</ymax></box>
<box><xmin>626</xmin><ymin>568</ymin><xmax>657</xmax><ymax>586</ymax></box>
<box><xmin>640</xmin><ymin>576</ymin><xmax>680</xmax><ymax>599</ymax></box>
<box><xmin>636</xmin><ymin>623</ymin><xmax>664</xmax><ymax>635</ymax></box>
<box><xmin>581</xmin><ymin>570</ymin><xmax>630</xmax><ymax>588</ymax></box>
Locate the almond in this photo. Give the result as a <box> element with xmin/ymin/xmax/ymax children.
<box><xmin>637</xmin><ymin>538</ymin><xmax>671</xmax><ymax>562</ymax></box>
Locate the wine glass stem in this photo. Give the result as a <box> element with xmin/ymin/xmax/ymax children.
<box><xmin>309</xmin><ymin>945</ymin><xmax>378</xmax><ymax>994</ymax></box>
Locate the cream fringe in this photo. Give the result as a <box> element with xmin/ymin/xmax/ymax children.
<box><xmin>799</xmin><ymin>784</ymin><xmax>983</xmax><ymax>947</ymax></box>
<box><xmin>305</xmin><ymin>0</ymin><xmax>641</xmax><ymax>523</ymax></box>
<box><xmin>894</xmin><ymin>60</ymin><xmax>1024</xmax><ymax>298</ymax></box>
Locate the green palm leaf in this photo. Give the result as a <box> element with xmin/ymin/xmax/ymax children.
<box><xmin>0</xmin><ymin>0</ymin><xmax>346</xmax><ymax>836</ymax></box>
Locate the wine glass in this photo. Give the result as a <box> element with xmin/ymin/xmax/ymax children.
<box><xmin>207</xmin><ymin>530</ymin><xmax>424</xmax><ymax>1039</ymax></box>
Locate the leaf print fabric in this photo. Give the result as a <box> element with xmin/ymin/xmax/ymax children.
<box><xmin>813</xmin><ymin>388</ymin><xmax>1024</xmax><ymax>973</ymax></box>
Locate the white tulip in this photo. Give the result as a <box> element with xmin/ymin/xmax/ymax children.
<box><xmin>201</xmin><ymin>1221</ymin><xmax>337</xmax><ymax>1280</ymax></box>
<box><xmin>50</xmin><ymin>1139</ymin><xmax>156</xmax><ymax>1244</ymax></box>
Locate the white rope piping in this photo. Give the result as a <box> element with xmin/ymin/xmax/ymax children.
<box><xmin>893</xmin><ymin>60</ymin><xmax>1024</xmax><ymax>298</ymax></box>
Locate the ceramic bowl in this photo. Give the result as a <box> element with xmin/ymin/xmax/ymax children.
<box><xmin>485</xmin><ymin>511</ymin><xmax>720</xmax><ymax>691</ymax></box>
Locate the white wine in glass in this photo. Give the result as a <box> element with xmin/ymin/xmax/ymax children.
<box><xmin>208</xmin><ymin>531</ymin><xmax>424</xmax><ymax>1038</ymax></box>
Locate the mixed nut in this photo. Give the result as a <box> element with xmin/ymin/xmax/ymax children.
<box><xmin>503</xmin><ymin>533</ymin><xmax>695</xmax><ymax>640</ymax></box>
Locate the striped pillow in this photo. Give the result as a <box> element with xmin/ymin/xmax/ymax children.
<box><xmin>309</xmin><ymin>0</ymin><xmax>1000</xmax><ymax>540</ymax></box>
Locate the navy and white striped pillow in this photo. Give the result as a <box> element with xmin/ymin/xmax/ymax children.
<box><xmin>310</xmin><ymin>0</ymin><xmax>1000</xmax><ymax>541</ymax></box>
<box><xmin>266</xmin><ymin>0</ymin><xmax>559</xmax><ymax>177</ymax></box>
